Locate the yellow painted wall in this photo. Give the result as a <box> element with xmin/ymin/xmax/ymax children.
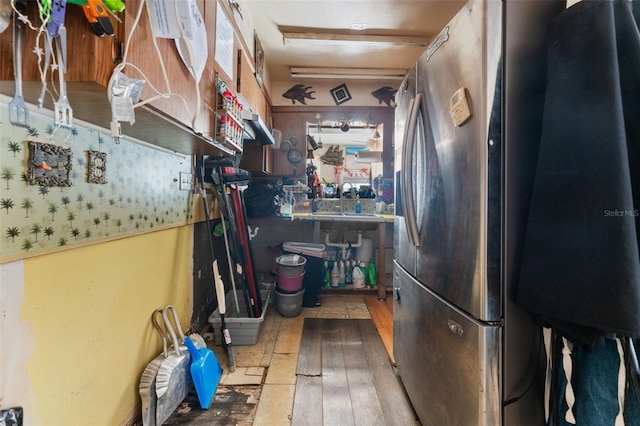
<box><xmin>2</xmin><ymin>226</ymin><xmax>193</xmax><ymax>425</ymax></box>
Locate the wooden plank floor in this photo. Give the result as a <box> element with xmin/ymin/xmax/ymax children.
<box><xmin>164</xmin><ymin>385</ymin><xmax>260</xmax><ymax>425</ymax></box>
<box><xmin>364</xmin><ymin>295</ymin><xmax>394</xmax><ymax>364</ymax></box>
<box><xmin>291</xmin><ymin>318</ymin><xmax>417</xmax><ymax>426</ymax></box>
<box><xmin>156</xmin><ymin>295</ymin><xmax>399</xmax><ymax>425</ymax></box>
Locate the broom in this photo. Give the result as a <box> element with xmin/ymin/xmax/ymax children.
<box><xmin>196</xmin><ymin>158</ymin><xmax>236</xmax><ymax>371</ymax></box>
<box><xmin>213</xmin><ymin>259</ymin><xmax>235</xmax><ymax>371</ymax></box>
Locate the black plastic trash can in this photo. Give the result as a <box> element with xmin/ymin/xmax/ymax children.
<box><xmin>283</xmin><ymin>242</ymin><xmax>325</xmax><ymax>307</ymax></box>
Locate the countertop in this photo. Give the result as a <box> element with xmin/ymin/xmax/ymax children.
<box><xmin>246</xmin><ymin>212</ymin><xmax>394</xmax><ymax>223</ymax></box>
<box><xmin>290</xmin><ymin>212</ymin><xmax>394</xmax><ymax>223</ymax></box>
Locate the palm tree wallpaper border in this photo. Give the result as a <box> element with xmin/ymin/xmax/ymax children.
<box><xmin>0</xmin><ymin>105</ymin><xmax>194</xmax><ymax>261</ymax></box>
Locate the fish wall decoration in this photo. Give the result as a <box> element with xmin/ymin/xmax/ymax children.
<box><xmin>282</xmin><ymin>84</ymin><xmax>316</xmax><ymax>105</ymax></box>
<box><xmin>371</xmin><ymin>86</ymin><xmax>398</xmax><ymax>107</ymax></box>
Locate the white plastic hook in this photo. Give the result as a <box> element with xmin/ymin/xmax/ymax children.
<box><xmin>248</xmin><ymin>226</ymin><xmax>259</xmax><ymax>240</ymax></box>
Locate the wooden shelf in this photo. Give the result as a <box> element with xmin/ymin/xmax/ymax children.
<box><xmin>0</xmin><ymin>81</ymin><xmax>230</xmax><ymax>156</ymax></box>
<box><xmin>0</xmin><ymin>1</ymin><xmax>272</xmax><ymax>157</ymax></box>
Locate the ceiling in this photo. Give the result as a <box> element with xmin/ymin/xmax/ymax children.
<box><xmin>238</xmin><ymin>0</ymin><xmax>467</xmax><ymax>83</ymax></box>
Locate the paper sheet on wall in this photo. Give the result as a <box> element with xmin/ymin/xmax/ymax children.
<box><xmin>215</xmin><ymin>1</ymin><xmax>235</xmax><ymax>80</ymax></box>
<box><xmin>146</xmin><ymin>0</ymin><xmax>208</xmax><ymax>82</ymax></box>
<box><xmin>146</xmin><ymin>0</ymin><xmax>181</xmax><ymax>38</ymax></box>
<box><xmin>174</xmin><ymin>0</ymin><xmax>208</xmax><ymax>82</ymax></box>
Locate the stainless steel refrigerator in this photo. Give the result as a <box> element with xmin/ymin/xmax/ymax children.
<box><xmin>393</xmin><ymin>1</ymin><xmax>565</xmax><ymax>424</ymax></box>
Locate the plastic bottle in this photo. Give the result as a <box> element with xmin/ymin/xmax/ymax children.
<box><xmin>223</xmin><ymin>90</ymin><xmax>234</xmax><ymax>112</ymax></box>
<box><xmin>218</xmin><ymin>115</ymin><xmax>226</xmax><ymax>139</ymax></box>
<box><xmin>225</xmin><ymin>115</ymin><xmax>232</xmax><ymax>140</ymax></box>
<box><xmin>359</xmin><ymin>261</ymin><xmax>368</xmax><ymax>285</ymax></box>
<box><xmin>367</xmin><ymin>259</ymin><xmax>377</xmax><ymax>287</ymax></box>
<box><xmin>323</xmin><ymin>261</ymin><xmax>330</xmax><ymax>288</ymax></box>
<box><xmin>352</xmin><ymin>263</ymin><xmax>365</xmax><ymax>288</ymax></box>
<box><xmin>331</xmin><ymin>261</ymin><xmax>340</xmax><ymax>288</ymax></box>
<box><xmin>345</xmin><ymin>259</ymin><xmax>353</xmax><ymax>285</ymax></box>
<box><xmin>338</xmin><ymin>260</ymin><xmax>346</xmax><ymax>287</ymax></box>
<box><xmin>355</xmin><ymin>199</ymin><xmax>361</xmax><ymax>214</ymax></box>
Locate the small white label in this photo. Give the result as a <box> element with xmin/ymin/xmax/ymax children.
<box><xmin>449</xmin><ymin>87</ymin><xmax>472</xmax><ymax>126</ymax></box>
<box><xmin>146</xmin><ymin>0</ymin><xmax>182</xmax><ymax>38</ymax></box>
<box><xmin>111</xmin><ymin>96</ymin><xmax>136</xmax><ymax>125</ymax></box>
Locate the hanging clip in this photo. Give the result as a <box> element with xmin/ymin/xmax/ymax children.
<box><xmin>46</xmin><ymin>0</ymin><xmax>66</xmax><ymax>37</ymax></box>
<box><xmin>83</xmin><ymin>0</ymin><xmax>114</xmax><ymax>37</ymax></box>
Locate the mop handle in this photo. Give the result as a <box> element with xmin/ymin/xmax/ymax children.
<box><xmin>219</xmin><ymin>205</ymin><xmax>240</xmax><ymax>314</ymax></box>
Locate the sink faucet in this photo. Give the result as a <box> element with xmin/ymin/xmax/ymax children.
<box><xmin>342</xmin><ymin>182</ymin><xmax>356</xmax><ymax>199</ymax></box>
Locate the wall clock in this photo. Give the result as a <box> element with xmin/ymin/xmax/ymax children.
<box><xmin>287</xmin><ymin>147</ymin><xmax>303</xmax><ymax>175</ymax></box>
<box><xmin>287</xmin><ymin>147</ymin><xmax>303</xmax><ymax>164</ymax></box>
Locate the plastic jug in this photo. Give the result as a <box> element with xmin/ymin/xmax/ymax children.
<box><xmin>367</xmin><ymin>259</ymin><xmax>377</xmax><ymax>286</ymax></box>
<box><xmin>352</xmin><ymin>264</ymin><xmax>365</xmax><ymax>288</ymax></box>
<box><xmin>359</xmin><ymin>261</ymin><xmax>368</xmax><ymax>285</ymax></box>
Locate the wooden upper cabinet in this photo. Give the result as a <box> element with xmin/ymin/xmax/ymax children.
<box><xmin>0</xmin><ymin>1</ymin><xmax>271</xmax><ymax>157</ymax></box>
<box><xmin>122</xmin><ymin>0</ymin><xmax>213</xmax><ymax>139</ymax></box>
<box><xmin>239</xmin><ymin>142</ymin><xmax>273</xmax><ymax>175</ymax></box>
<box><xmin>237</xmin><ymin>49</ymin><xmax>271</xmax><ymax>127</ymax></box>
<box><xmin>0</xmin><ymin>5</ymin><xmax>118</xmax><ymax>84</ymax></box>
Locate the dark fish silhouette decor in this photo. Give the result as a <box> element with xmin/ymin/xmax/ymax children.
<box><xmin>283</xmin><ymin>84</ymin><xmax>316</xmax><ymax>105</ymax></box>
<box><xmin>371</xmin><ymin>86</ymin><xmax>398</xmax><ymax>107</ymax></box>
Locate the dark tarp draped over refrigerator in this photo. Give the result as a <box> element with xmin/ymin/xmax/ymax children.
<box><xmin>516</xmin><ymin>2</ymin><xmax>640</xmax><ymax>424</ymax></box>
<box><xmin>393</xmin><ymin>1</ymin><xmax>565</xmax><ymax>425</ymax></box>
<box><xmin>517</xmin><ymin>0</ymin><xmax>640</xmax><ymax>346</ymax></box>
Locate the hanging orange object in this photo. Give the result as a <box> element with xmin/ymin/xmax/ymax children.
<box><xmin>83</xmin><ymin>0</ymin><xmax>114</xmax><ymax>37</ymax></box>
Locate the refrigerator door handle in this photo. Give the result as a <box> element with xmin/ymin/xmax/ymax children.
<box><xmin>399</xmin><ymin>96</ymin><xmax>414</xmax><ymax>244</ymax></box>
<box><xmin>403</xmin><ymin>92</ymin><xmax>422</xmax><ymax>247</ymax></box>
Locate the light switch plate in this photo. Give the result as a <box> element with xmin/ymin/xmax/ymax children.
<box><xmin>179</xmin><ymin>172</ymin><xmax>193</xmax><ymax>191</ymax></box>
<box><xmin>87</xmin><ymin>150</ymin><xmax>107</xmax><ymax>185</ymax></box>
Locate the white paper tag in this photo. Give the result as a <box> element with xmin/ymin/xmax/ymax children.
<box><xmin>174</xmin><ymin>0</ymin><xmax>208</xmax><ymax>82</ymax></box>
<box><xmin>111</xmin><ymin>96</ymin><xmax>136</xmax><ymax>125</ymax></box>
<box><xmin>146</xmin><ymin>0</ymin><xmax>181</xmax><ymax>38</ymax></box>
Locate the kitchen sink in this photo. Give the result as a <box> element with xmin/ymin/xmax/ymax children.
<box><xmin>311</xmin><ymin>212</ymin><xmax>378</xmax><ymax>217</ymax></box>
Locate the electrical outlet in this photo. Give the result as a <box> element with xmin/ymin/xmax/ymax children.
<box><xmin>179</xmin><ymin>172</ymin><xmax>193</xmax><ymax>191</ymax></box>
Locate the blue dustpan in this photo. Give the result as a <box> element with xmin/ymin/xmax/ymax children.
<box><xmin>184</xmin><ymin>337</ymin><xmax>222</xmax><ymax>409</ymax></box>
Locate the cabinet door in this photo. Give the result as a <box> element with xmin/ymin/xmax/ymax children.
<box><xmin>240</xmin><ymin>143</ymin><xmax>272</xmax><ymax>175</ymax></box>
<box><xmin>0</xmin><ymin>5</ymin><xmax>117</xmax><ymax>84</ymax></box>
